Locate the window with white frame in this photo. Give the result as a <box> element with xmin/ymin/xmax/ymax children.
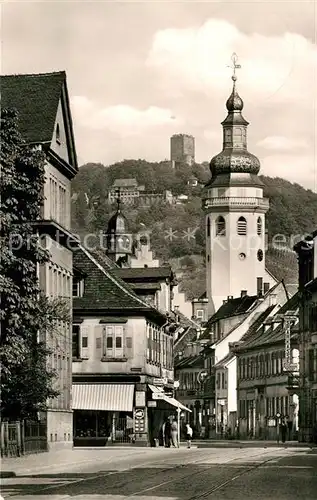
<box><xmin>103</xmin><ymin>325</ymin><xmax>124</xmax><ymax>358</ymax></box>
<box><xmin>73</xmin><ymin>277</ymin><xmax>84</xmax><ymax>297</ymax></box>
<box><xmin>196</xmin><ymin>309</ymin><xmax>205</xmax><ymax>321</ymax></box>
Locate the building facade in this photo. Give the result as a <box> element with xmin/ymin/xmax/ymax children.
<box><xmin>170</xmin><ymin>134</ymin><xmax>195</xmax><ymax>168</ymax></box>
<box><xmin>294</xmin><ymin>231</ymin><xmax>317</xmax><ymax>443</ymax></box>
<box><xmin>1</xmin><ymin>71</ymin><xmax>79</xmax><ymax>450</ymax></box>
<box><xmin>234</xmin><ymin>292</ymin><xmax>300</xmax><ymax>440</ymax></box>
<box><xmin>72</xmin><ymin>245</ymin><xmax>188</xmax><ymax>446</ymax></box>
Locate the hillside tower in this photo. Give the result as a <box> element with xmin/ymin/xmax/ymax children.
<box><xmin>203</xmin><ymin>54</ymin><xmax>269</xmax><ymax>315</ymax></box>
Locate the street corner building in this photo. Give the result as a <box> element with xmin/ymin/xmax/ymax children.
<box><xmin>294</xmin><ymin>231</ymin><xmax>317</xmax><ymax>443</ymax></box>
<box><xmin>1</xmin><ymin>71</ymin><xmax>79</xmax><ymax>450</ymax></box>
<box><xmin>71</xmin><ymin>245</ymin><xmax>190</xmax><ymax>447</ymax></box>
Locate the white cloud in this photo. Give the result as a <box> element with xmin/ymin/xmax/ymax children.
<box><xmin>146</xmin><ymin>18</ymin><xmax>317</xmax><ymax>105</ymax></box>
<box><xmin>261</xmin><ymin>154</ymin><xmax>316</xmax><ymax>189</ymax></box>
<box><xmin>257</xmin><ymin>136</ymin><xmax>309</xmax><ymax>151</ymax></box>
<box><xmin>71</xmin><ymin>96</ymin><xmax>182</xmax><ymax>136</ymax></box>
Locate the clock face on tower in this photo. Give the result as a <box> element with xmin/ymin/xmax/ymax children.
<box><xmin>239</xmin><ymin>252</ymin><xmax>246</xmax><ymax>260</ymax></box>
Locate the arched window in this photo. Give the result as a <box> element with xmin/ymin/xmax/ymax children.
<box><xmin>257</xmin><ymin>217</ymin><xmax>262</xmax><ymax>236</ymax></box>
<box><xmin>237</xmin><ymin>216</ymin><xmax>247</xmax><ymax>235</ymax></box>
<box><xmin>216</xmin><ymin>216</ymin><xmax>226</xmax><ymax>236</ymax></box>
<box><xmin>207</xmin><ymin>217</ymin><xmax>210</xmax><ymax>237</ymax></box>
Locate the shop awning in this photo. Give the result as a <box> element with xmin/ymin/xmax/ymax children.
<box><xmin>149</xmin><ymin>385</ymin><xmax>191</xmax><ymax>412</ymax></box>
<box><xmin>72</xmin><ymin>384</ymin><xmax>134</xmax><ymax>412</ymax></box>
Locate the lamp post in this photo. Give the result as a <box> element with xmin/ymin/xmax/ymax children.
<box><xmin>276</xmin><ymin>412</ymin><xmax>281</xmax><ymax>444</ymax></box>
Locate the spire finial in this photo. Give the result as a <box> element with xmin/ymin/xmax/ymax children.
<box><xmin>115</xmin><ymin>188</ymin><xmax>122</xmax><ymax>211</ymax></box>
<box><xmin>228</xmin><ymin>52</ymin><xmax>241</xmax><ymax>85</ymax></box>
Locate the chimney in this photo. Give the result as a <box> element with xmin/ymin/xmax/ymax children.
<box><xmin>241</xmin><ymin>290</ymin><xmax>247</xmax><ymax>298</ymax></box>
<box><xmin>223</xmin><ymin>299</ymin><xmax>227</xmax><ymax>305</ymax></box>
<box><xmin>257</xmin><ymin>277</ymin><xmax>263</xmax><ymax>297</ymax></box>
<box><xmin>227</xmin><ymin>295</ymin><xmax>233</xmax><ymax>301</ymax></box>
<box><xmin>263</xmin><ymin>282</ymin><xmax>270</xmax><ymax>294</ymax></box>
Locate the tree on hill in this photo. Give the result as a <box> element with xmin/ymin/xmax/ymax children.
<box><xmin>0</xmin><ymin>108</ymin><xmax>67</xmax><ymax>420</ymax></box>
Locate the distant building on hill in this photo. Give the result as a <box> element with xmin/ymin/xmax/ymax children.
<box><xmin>170</xmin><ymin>134</ymin><xmax>195</xmax><ymax>168</ymax></box>
<box><xmin>108</xmin><ymin>178</ymin><xmax>174</xmax><ymax>207</ymax></box>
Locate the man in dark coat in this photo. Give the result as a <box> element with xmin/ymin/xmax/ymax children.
<box><xmin>164</xmin><ymin>417</ymin><xmax>171</xmax><ymax>448</ymax></box>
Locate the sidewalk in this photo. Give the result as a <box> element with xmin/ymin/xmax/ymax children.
<box><xmin>191</xmin><ymin>439</ymin><xmax>317</xmax><ymax>448</ymax></box>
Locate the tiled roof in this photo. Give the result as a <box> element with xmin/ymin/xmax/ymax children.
<box><xmin>112</xmin><ymin>178</ymin><xmax>138</xmax><ymax>188</ymax></box>
<box><xmin>114</xmin><ymin>267</ymin><xmax>174</xmax><ymax>280</ymax></box>
<box><xmin>175</xmin><ymin>355</ymin><xmax>205</xmax><ymax>370</ymax></box>
<box><xmin>73</xmin><ymin>245</ymin><xmax>166</xmax><ymax>323</ymax></box>
<box><xmin>1</xmin><ymin>71</ymin><xmax>65</xmax><ymax>144</ymax></box>
<box><xmin>235</xmin><ymin>292</ymin><xmax>299</xmax><ymax>352</ymax></box>
<box><xmin>205</xmin><ymin>294</ymin><xmax>258</xmax><ymax>326</ymax></box>
<box><xmin>130</xmin><ymin>282</ymin><xmax>161</xmax><ymax>291</ymax></box>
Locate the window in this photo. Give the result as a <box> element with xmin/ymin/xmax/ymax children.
<box><xmin>207</xmin><ymin>217</ymin><xmax>210</xmax><ymax>237</ymax></box>
<box><xmin>196</xmin><ymin>309</ymin><xmax>205</xmax><ymax>321</ymax></box>
<box><xmin>56</xmin><ymin>123</ymin><xmax>61</xmax><ymax>144</ymax></box>
<box><xmin>257</xmin><ymin>217</ymin><xmax>262</xmax><ymax>236</ymax></box>
<box><xmin>237</xmin><ymin>216</ymin><xmax>247</xmax><ymax>235</ymax></box>
<box><xmin>73</xmin><ymin>278</ymin><xmax>84</xmax><ymax>297</ymax></box>
<box><xmin>216</xmin><ymin>216</ymin><xmax>226</xmax><ymax>236</ymax></box>
<box><xmin>72</xmin><ymin>324</ymin><xmax>80</xmax><ymax>359</ymax></box>
<box><xmin>82</xmin><ymin>336</ymin><xmax>88</xmax><ymax>348</ymax></box>
<box><xmin>103</xmin><ymin>325</ymin><xmax>124</xmax><ymax>358</ymax></box>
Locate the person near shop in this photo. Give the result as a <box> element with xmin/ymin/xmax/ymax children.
<box><xmin>171</xmin><ymin>418</ymin><xmax>178</xmax><ymax>448</ymax></box>
<box><xmin>185</xmin><ymin>423</ymin><xmax>193</xmax><ymax>448</ymax></box>
<box><xmin>163</xmin><ymin>417</ymin><xmax>171</xmax><ymax>448</ymax></box>
<box><xmin>281</xmin><ymin>419</ymin><xmax>287</xmax><ymax>443</ymax></box>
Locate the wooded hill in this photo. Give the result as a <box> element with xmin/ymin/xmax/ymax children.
<box><xmin>71</xmin><ymin>160</ymin><xmax>317</xmax><ymax>299</ymax></box>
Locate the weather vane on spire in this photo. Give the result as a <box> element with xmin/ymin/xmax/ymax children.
<box><xmin>228</xmin><ymin>52</ymin><xmax>241</xmax><ymax>84</ymax></box>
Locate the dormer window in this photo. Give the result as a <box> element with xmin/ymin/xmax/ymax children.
<box><xmin>56</xmin><ymin>123</ymin><xmax>61</xmax><ymax>144</ymax></box>
<box><xmin>73</xmin><ymin>277</ymin><xmax>84</xmax><ymax>297</ymax></box>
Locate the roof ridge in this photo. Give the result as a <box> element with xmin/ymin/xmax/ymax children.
<box><xmin>1</xmin><ymin>71</ymin><xmax>66</xmax><ymax>78</ymax></box>
<box><xmin>79</xmin><ymin>244</ymin><xmax>160</xmax><ymax>311</ymax></box>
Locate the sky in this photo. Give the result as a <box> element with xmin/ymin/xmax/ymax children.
<box><xmin>1</xmin><ymin>0</ymin><xmax>317</xmax><ymax>189</ymax></box>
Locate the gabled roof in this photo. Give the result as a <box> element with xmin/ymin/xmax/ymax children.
<box><xmin>235</xmin><ymin>292</ymin><xmax>299</xmax><ymax>352</ymax></box>
<box><xmin>1</xmin><ymin>71</ymin><xmax>78</xmax><ymax>169</ymax></box>
<box><xmin>72</xmin><ymin>245</ymin><xmax>166</xmax><ymax>324</ymax></box>
<box><xmin>206</xmin><ymin>294</ymin><xmax>258</xmax><ymax>326</ymax></box>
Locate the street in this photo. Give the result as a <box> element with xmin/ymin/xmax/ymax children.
<box><xmin>1</xmin><ymin>445</ymin><xmax>317</xmax><ymax>499</ymax></box>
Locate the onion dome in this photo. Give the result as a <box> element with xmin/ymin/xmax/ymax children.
<box><xmin>226</xmin><ymin>79</ymin><xmax>244</xmax><ymax>112</ymax></box>
<box><xmin>209</xmin><ymin>54</ymin><xmax>261</xmax><ymax>178</ymax></box>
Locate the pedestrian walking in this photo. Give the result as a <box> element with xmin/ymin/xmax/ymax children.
<box><xmin>164</xmin><ymin>417</ymin><xmax>171</xmax><ymax>448</ymax></box>
<box><xmin>171</xmin><ymin>418</ymin><xmax>178</xmax><ymax>448</ymax></box>
<box><xmin>281</xmin><ymin>419</ymin><xmax>287</xmax><ymax>443</ymax></box>
<box><xmin>186</xmin><ymin>423</ymin><xmax>193</xmax><ymax>448</ymax></box>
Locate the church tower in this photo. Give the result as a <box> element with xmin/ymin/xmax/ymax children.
<box><xmin>203</xmin><ymin>54</ymin><xmax>269</xmax><ymax>315</ymax></box>
<box><xmin>105</xmin><ymin>194</ymin><xmax>133</xmax><ymax>267</ymax></box>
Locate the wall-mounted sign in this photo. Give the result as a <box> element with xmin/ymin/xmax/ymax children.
<box><xmin>148</xmin><ymin>401</ymin><xmax>157</xmax><ymax>408</ymax></box>
<box><xmin>134</xmin><ymin>409</ymin><xmax>144</xmax><ymax>420</ymax></box>
<box><xmin>152</xmin><ymin>378</ymin><xmax>165</xmax><ymax>386</ymax></box>
<box><xmin>153</xmin><ymin>393</ymin><xmax>166</xmax><ymax>400</ymax></box>
<box><xmin>135</xmin><ymin>391</ymin><xmax>146</xmax><ymax>407</ymax></box>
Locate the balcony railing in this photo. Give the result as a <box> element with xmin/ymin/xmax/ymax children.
<box><xmin>203</xmin><ymin>196</ymin><xmax>270</xmax><ymax>210</ymax></box>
